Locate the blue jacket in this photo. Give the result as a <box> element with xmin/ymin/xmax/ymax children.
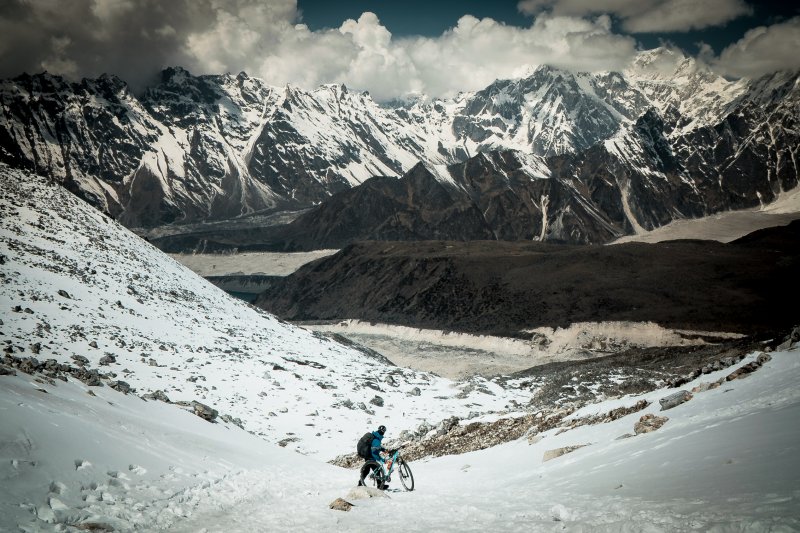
<box><xmin>370</xmin><ymin>431</ymin><xmax>386</xmax><ymax>462</ymax></box>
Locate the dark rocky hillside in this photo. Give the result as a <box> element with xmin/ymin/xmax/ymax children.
<box><xmin>255</xmin><ymin>221</ymin><xmax>800</xmax><ymax>336</ymax></box>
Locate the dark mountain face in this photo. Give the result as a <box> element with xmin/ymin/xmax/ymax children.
<box><xmin>254</xmin><ymin>221</ymin><xmax>800</xmax><ymax>337</ymax></box>
<box><xmin>1</xmin><ymin>53</ymin><xmax>798</xmax><ymax>245</ymax></box>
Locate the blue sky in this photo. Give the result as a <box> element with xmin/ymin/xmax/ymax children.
<box><xmin>1</xmin><ymin>0</ymin><xmax>798</xmax><ymax>99</ymax></box>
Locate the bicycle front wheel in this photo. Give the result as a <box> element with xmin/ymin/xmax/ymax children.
<box><xmin>398</xmin><ymin>459</ymin><xmax>414</xmax><ymax>491</ymax></box>
<box><xmin>359</xmin><ymin>460</ymin><xmax>386</xmax><ymax>490</ymax></box>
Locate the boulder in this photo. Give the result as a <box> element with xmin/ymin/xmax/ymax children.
<box><xmin>659</xmin><ymin>390</ymin><xmax>692</xmax><ymax>411</ymax></box>
<box><xmin>0</xmin><ymin>364</ymin><xmax>16</xmax><ymax>376</ymax></box>
<box><xmin>57</xmin><ymin>290</ymin><xmax>71</xmax><ymax>299</ymax></box>
<box><xmin>109</xmin><ymin>381</ymin><xmax>131</xmax><ymax>394</ymax></box>
<box><xmin>192</xmin><ymin>401</ymin><xmax>218</xmax><ymax>422</ymax></box>
<box><xmin>142</xmin><ymin>390</ymin><xmax>171</xmax><ymax>403</ymax></box>
<box><xmin>329</xmin><ymin>498</ymin><xmax>354</xmax><ymax>512</ymax></box>
<box><xmin>99</xmin><ymin>355</ymin><xmax>116</xmax><ymax>366</ymax></box>
<box><xmin>408</xmin><ymin>387</ymin><xmax>421</xmax><ymax>396</ymax></box>
<box><xmin>634</xmin><ymin>414</ymin><xmax>669</xmax><ymax>434</ymax></box>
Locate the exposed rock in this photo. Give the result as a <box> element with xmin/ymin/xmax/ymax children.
<box><xmin>18</xmin><ymin>357</ymin><xmax>41</xmax><ymax>374</ymax></box>
<box><xmin>542</xmin><ymin>444</ymin><xmax>590</xmax><ymax>462</ymax></box>
<box><xmin>89</xmin><ymin>341</ymin><xmax>99</xmax><ymax>349</ymax></box>
<box><xmin>408</xmin><ymin>387</ymin><xmax>421</xmax><ymax>396</ymax></box>
<box><xmin>0</xmin><ymin>365</ymin><xmax>16</xmax><ymax>376</ymax></box>
<box><xmin>109</xmin><ymin>381</ymin><xmax>132</xmax><ymax>394</ymax></box>
<box><xmin>191</xmin><ymin>401</ymin><xmax>218</xmax><ymax>422</ymax></box>
<box><xmin>71</xmin><ymin>354</ymin><xmax>90</xmax><ymax>366</ymax></box>
<box><xmin>278</xmin><ymin>436</ymin><xmax>300</xmax><ymax>447</ymax></box>
<box><xmin>691</xmin><ymin>381</ymin><xmax>721</xmax><ymax>393</ymax></box>
<box><xmin>369</xmin><ymin>395</ymin><xmax>384</xmax><ymax>407</ymax></box>
<box><xmin>142</xmin><ymin>390</ymin><xmax>171</xmax><ymax>403</ymax></box>
<box><xmin>329</xmin><ymin>498</ymin><xmax>354</xmax><ymax>512</ymax></box>
<box><xmin>30</xmin><ymin>342</ymin><xmax>41</xmax><ymax>355</ymax></box>
<box><xmin>777</xmin><ymin>326</ymin><xmax>800</xmax><ymax>350</ymax></box>
<box><xmin>634</xmin><ymin>414</ymin><xmax>669</xmax><ymax>434</ymax></box>
<box><xmin>99</xmin><ymin>355</ymin><xmax>116</xmax><ymax>366</ymax></box>
<box><xmin>57</xmin><ymin>290</ymin><xmax>71</xmax><ymax>299</ymax></box>
<box><xmin>659</xmin><ymin>390</ymin><xmax>693</xmax><ymax>411</ymax></box>
<box><xmin>220</xmin><ymin>414</ymin><xmax>244</xmax><ymax>429</ymax></box>
<box><xmin>726</xmin><ymin>353</ymin><xmax>772</xmax><ymax>381</ymax></box>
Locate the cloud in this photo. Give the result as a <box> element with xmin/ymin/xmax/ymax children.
<box><xmin>706</xmin><ymin>17</ymin><xmax>800</xmax><ymax>78</ymax></box>
<box><xmin>396</xmin><ymin>14</ymin><xmax>637</xmax><ymax>99</ymax></box>
<box><xmin>0</xmin><ymin>1</ymin><xmax>640</xmax><ymax>100</ymax></box>
<box><xmin>518</xmin><ymin>0</ymin><xmax>752</xmax><ymax>33</ymax></box>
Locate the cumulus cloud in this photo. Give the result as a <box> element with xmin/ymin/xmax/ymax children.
<box><xmin>517</xmin><ymin>0</ymin><xmax>753</xmax><ymax>33</ymax></box>
<box><xmin>706</xmin><ymin>17</ymin><xmax>800</xmax><ymax>78</ymax></box>
<box><xmin>0</xmin><ymin>0</ymin><xmax>641</xmax><ymax>100</ymax></box>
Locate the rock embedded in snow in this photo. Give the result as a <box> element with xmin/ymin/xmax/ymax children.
<box><xmin>634</xmin><ymin>414</ymin><xmax>669</xmax><ymax>434</ymax></box>
<box><xmin>369</xmin><ymin>395</ymin><xmax>384</xmax><ymax>407</ymax></box>
<box><xmin>142</xmin><ymin>390</ymin><xmax>171</xmax><ymax>403</ymax></box>
<box><xmin>659</xmin><ymin>390</ymin><xmax>693</xmax><ymax>411</ymax></box>
<box><xmin>0</xmin><ymin>364</ymin><xmax>16</xmax><ymax>375</ymax></box>
<box><xmin>57</xmin><ymin>290</ymin><xmax>71</xmax><ymax>299</ymax></box>
<box><xmin>328</xmin><ymin>498</ymin><xmax>354</xmax><ymax>512</ymax></box>
<box><xmin>726</xmin><ymin>353</ymin><xmax>772</xmax><ymax>381</ymax></box>
<box><xmin>191</xmin><ymin>401</ymin><xmax>219</xmax><ymax>422</ymax></box>
<box><xmin>542</xmin><ymin>444</ymin><xmax>590</xmax><ymax>462</ymax></box>
<box><xmin>71</xmin><ymin>355</ymin><xmax>89</xmax><ymax>366</ymax></box>
<box><xmin>99</xmin><ymin>355</ymin><xmax>116</xmax><ymax>365</ymax></box>
<box><xmin>109</xmin><ymin>381</ymin><xmax>132</xmax><ymax>394</ymax></box>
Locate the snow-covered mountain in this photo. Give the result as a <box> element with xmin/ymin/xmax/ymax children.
<box><xmin>0</xmin><ymin>164</ymin><xmax>528</xmax><ymax>459</ymax></box>
<box><xmin>0</xmin><ymin>48</ymin><xmax>798</xmax><ymax>243</ymax></box>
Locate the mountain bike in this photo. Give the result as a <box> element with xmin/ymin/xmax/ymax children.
<box><xmin>359</xmin><ymin>447</ymin><xmax>414</xmax><ymax>491</ymax></box>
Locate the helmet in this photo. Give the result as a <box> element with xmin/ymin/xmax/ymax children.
<box><xmin>378</xmin><ymin>425</ymin><xmax>386</xmax><ymax>435</ymax></box>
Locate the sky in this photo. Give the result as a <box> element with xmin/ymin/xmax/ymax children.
<box><xmin>0</xmin><ymin>0</ymin><xmax>798</xmax><ymax>100</ymax></box>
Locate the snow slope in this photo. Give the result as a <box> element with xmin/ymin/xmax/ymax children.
<box><xmin>3</xmin><ymin>340</ymin><xmax>797</xmax><ymax>531</ymax></box>
<box><xmin>174</xmin><ymin>349</ymin><xmax>800</xmax><ymax>533</ymax></box>
<box><xmin>0</xmin><ymin>164</ymin><xmax>528</xmax><ymax>460</ymax></box>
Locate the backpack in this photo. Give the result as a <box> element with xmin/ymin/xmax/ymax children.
<box><xmin>357</xmin><ymin>432</ymin><xmax>373</xmax><ymax>458</ymax></box>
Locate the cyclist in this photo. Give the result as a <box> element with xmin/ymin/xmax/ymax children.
<box><xmin>359</xmin><ymin>424</ymin><xmax>390</xmax><ymax>488</ymax></box>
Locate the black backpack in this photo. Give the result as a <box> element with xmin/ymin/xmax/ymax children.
<box><xmin>357</xmin><ymin>432</ymin><xmax>373</xmax><ymax>458</ymax></box>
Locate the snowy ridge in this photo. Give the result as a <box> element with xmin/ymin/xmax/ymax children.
<box><xmin>0</xmin><ymin>164</ymin><xmax>528</xmax><ymax>459</ymax></box>
<box><xmin>0</xmin><ymin>50</ymin><xmax>798</xmax><ymax>239</ymax></box>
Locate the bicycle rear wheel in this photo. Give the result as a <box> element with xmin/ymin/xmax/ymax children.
<box><xmin>398</xmin><ymin>459</ymin><xmax>414</xmax><ymax>491</ymax></box>
<box><xmin>359</xmin><ymin>460</ymin><xmax>387</xmax><ymax>490</ymax></box>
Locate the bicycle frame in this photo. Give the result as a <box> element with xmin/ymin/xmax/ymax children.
<box><xmin>381</xmin><ymin>448</ymin><xmax>402</xmax><ymax>477</ymax></box>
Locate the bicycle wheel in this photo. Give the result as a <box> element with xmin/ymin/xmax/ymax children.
<box><xmin>398</xmin><ymin>459</ymin><xmax>414</xmax><ymax>491</ymax></box>
<box><xmin>359</xmin><ymin>460</ymin><xmax>386</xmax><ymax>490</ymax></box>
